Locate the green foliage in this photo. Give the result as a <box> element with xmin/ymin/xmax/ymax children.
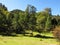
<box><xmin>36</xmin><ymin>12</ymin><xmax>46</xmax><ymax>32</ymax></box>
<box><xmin>36</xmin><ymin>8</ymin><xmax>52</xmax><ymax>33</ymax></box>
<box><xmin>44</xmin><ymin>8</ymin><xmax>52</xmax><ymax>32</ymax></box>
<box><xmin>0</xmin><ymin>3</ymin><xmax>59</xmax><ymax>36</ymax></box>
<box><xmin>24</xmin><ymin>5</ymin><xmax>37</xmax><ymax>36</ymax></box>
<box><xmin>10</xmin><ymin>9</ymin><xmax>25</xmax><ymax>34</ymax></box>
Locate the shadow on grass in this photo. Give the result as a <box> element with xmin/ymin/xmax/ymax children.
<box><xmin>0</xmin><ymin>33</ymin><xmax>16</xmax><ymax>37</ymax></box>
<box><xmin>34</xmin><ymin>34</ymin><xmax>55</xmax><ymax>39</ymax></box>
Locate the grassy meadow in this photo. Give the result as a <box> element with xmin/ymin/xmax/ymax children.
<box><xmin>0</xmin><ymin>33</ymin><xmax>58</xmax><ymax>45</ymax></box>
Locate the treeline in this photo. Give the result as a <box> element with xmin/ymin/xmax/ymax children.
<box><xmin>0</xmin><ymin>3</ymin><xmax>59</xmax><ymax>36</ymax></box>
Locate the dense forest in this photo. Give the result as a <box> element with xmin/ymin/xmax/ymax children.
<box><xmin>0</xmin><ymin>3</ymin><xmax>59</xmax><ymax>36</ymax></box>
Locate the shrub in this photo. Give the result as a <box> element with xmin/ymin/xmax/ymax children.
<box><xmin>52</xmin><ymin>26</ymin><xmax>60</xmax><ymax>41</ymax></box>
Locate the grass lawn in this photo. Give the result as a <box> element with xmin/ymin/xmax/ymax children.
<box><xmin>0</xmin><ymin>33</ymin><xmax>58</xmax><ymax>45</ymax></box>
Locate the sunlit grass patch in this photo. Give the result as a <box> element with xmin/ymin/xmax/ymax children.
<box><xmin>0</xmin><ymin>35</ymin><xmax>58</xmax><ymax>45</ymax></box>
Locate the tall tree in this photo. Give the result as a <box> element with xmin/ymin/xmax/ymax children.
<box><xmin>25</xmin><ymin>5</ymin><xmax>36</xmax><ymax>36</ymax></box>
<box><xmin>0</xmin><ymin>3</ymin><xmax>9</xmax><ymax>35</ymax></box>
<box><xmin>44</xmin><ymin>8</ymin><xmax>52</xmax><ymax>32</ymax></box>
<box><xmin>36</xmin><ymin>11</ymin><xmax>46</xmax><ymax>32</ymax></box>
<box><xmin>10</xmin><ymin>9</ymin><xmax>25</xmax><ymax>34</ymax></box>
<box><xmin>36</xmin><ymin>8</ymin><xmax>52</xmax><ymax>33</ymax></box>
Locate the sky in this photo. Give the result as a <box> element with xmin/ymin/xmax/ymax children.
<box><xmin>0</xmin><ymin>0</ymin><xmax>60</xmax><ymax>15</ymax></box>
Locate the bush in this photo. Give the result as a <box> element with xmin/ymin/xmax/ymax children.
<box><xmin>52</xmin><ymin>26</ymin><xmax>60</xmax><ymax>41</ymax></box>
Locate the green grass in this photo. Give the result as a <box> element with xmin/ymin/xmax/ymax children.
<box><xmin>0</xmin><ymin>33</ymin><xmax>58</xmax><ymax>45</ymax></box>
